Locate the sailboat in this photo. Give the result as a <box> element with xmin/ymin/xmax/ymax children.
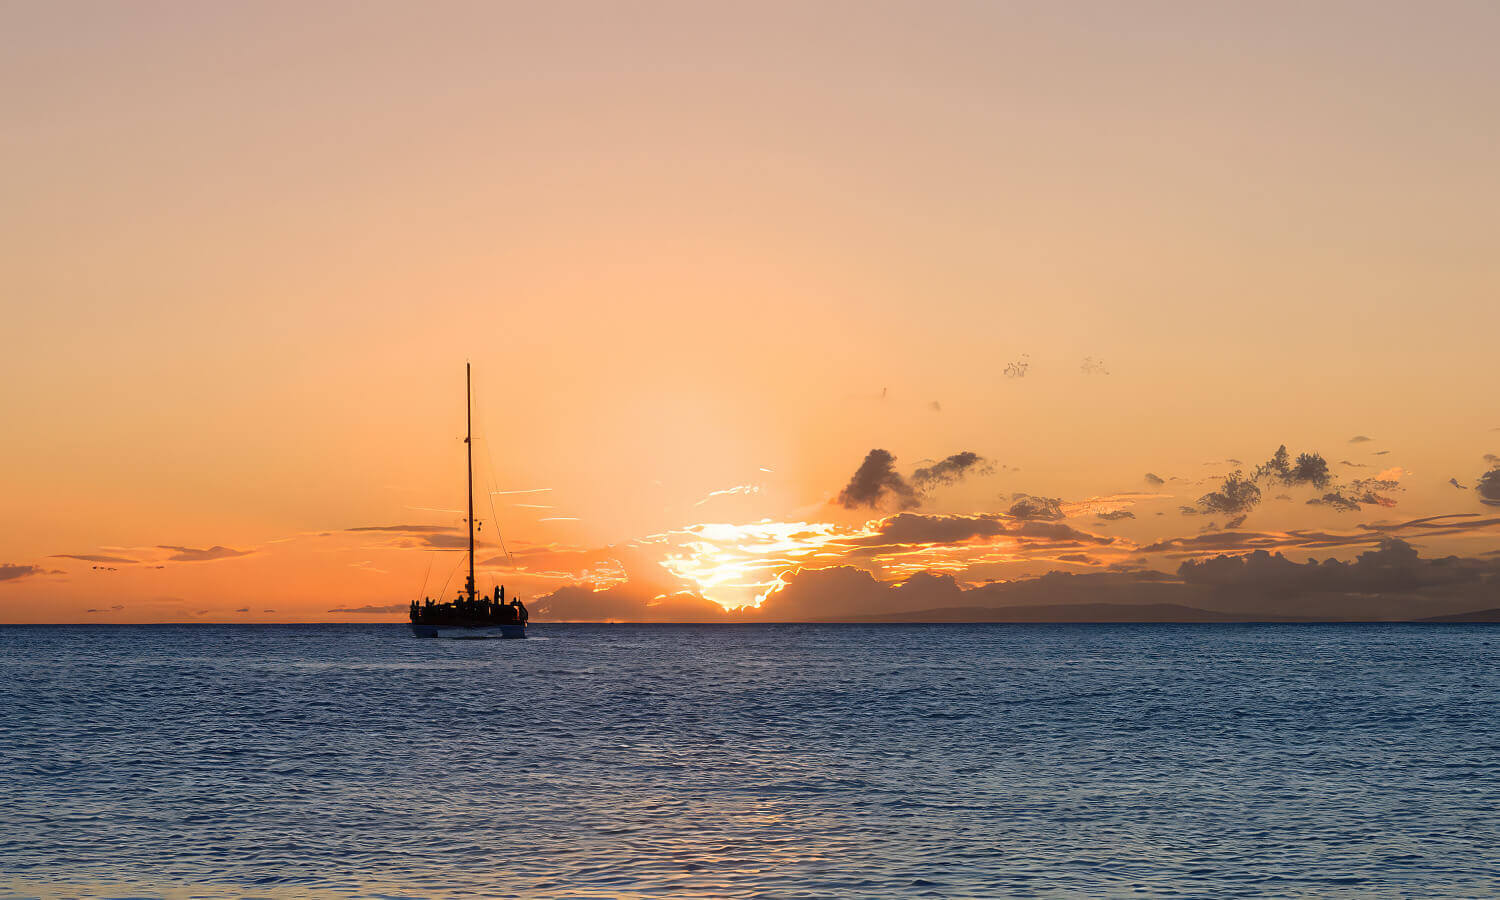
<box><xmin>409</xmin><ymin>363</ymin><xmax>528</xmax><ymax>639</ymax></box>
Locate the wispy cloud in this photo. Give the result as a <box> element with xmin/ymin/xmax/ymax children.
<box><xmin>346</xmin><ymin>524</ymin><xmax>461</xmax><ymax>534</ymax></box>
<box><xmin>694</xmin><ymin>485</ymin><xmax>761</xmax><ymax>507</ymax></box>
<box><xmin>911</xmin><ymin>452</ymin><xmax>991</xmax><ymax>492</ymax></box>
<box><xmin>1</xmin><ymin>564</ymin><xmax>43</xmax><ymax>583</ymax></box>
<box><xmin>157</xmin><ymin>545</ymin><xmax>254</xmax><ymax>562</ymax></box>
<box><xmin>51</xmin><ymin>553</ymin><xmax>138</xmax><ymax>564</ymax></box>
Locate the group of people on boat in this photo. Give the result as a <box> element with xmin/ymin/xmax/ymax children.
<box><xmin>409</xmin><ymin>582</ymin><xmax>528</xmax><ymax>627</ymax></box>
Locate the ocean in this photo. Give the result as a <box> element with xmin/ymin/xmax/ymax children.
<box><xmin>2</xmin><ymin>624</ymin><xmax>1498</xmax><ymax>898</ymax></box>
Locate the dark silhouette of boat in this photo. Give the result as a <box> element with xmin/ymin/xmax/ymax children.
<box><xmin>409</xmin><ymin>364</ymin><xmax>527</xmax><ymax>639</ymax></box>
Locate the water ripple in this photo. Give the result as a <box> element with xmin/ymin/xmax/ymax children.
<box><xmin>1</xmin><ymin>623</ymin><xmax>1498</xmax><ymax>898</ymax></box>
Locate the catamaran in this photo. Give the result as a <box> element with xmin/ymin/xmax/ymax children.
<box><xmin>409</xmin><ymin>363</ymin><xmax>528</xmax><ymax>639</ymax></box>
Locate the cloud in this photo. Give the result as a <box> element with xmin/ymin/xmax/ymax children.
<box><xmin>840</xmin><ymin>514</ymin><xmax>1114</xmax><ymax>558</ymax></box>
<box><xmin>1096</xmin><ymin>510</ymin><xmax>1136</xmax><ymax>521</ymax></box>
<box><xmin>327</xmin><ymin>604</ymin><xmax>411</xmax><ymax>614</ymax></box>
<box><xmin>346</xmin><ymin>520</ymin><xmax>496</xmax><ymax>550</ymax></box>
<box><xmin>1256</xmin><ymin>445</ymin><xmax>1332</xmax><ymax>489</ymax></box>
<box><xmin>1140</xmin><ymin>512</ymin><xmax>1500</xmax><ymax>559</ymax></box>
<box><xmin>535</xmin><ymin>584</ymin><xmax>730</xmax><ymax>622</ymax></box>
<box><xmin>1007</xmin><ymin>494</ymin><xmax>1065</xmax><ymax>521</ymax></box>
<box><xmin>1010</xmin><ymin>521</ymin><xmax>1114</xmax><ymax>545</ymax></box>
<box><xmin>234</xmin><ymin>607</ymin><xmax>249</xmax><ymax>613</ymax></box>
<box><xmin>526</xmin><ymin>525</ymin><xmax>1500</xmax><ymax>622</ymax></box>
<box><xmin>1177</xmin><ymin>539</ymin><xmax>1499</xmax><ymax>598</ymax></box>
<box><xmin>1189</xmin><ymin>471</ymin><xmax>1262</xmax><ymax>517</ymax></box>
<box><xmin>1486</xmin><ymin>454</ymin><xmax>1500</xmax><ymax>466</ymax></box>
<box><xmin>1310</xmin><ymin>475</ymin><xmax>1402</xmax><ymax>513</ymax></box>
<box><xmin>1357</xmin><ymin>513</ymin><xmax>1500</xmax><ymax>539</ymax></box>
<box><xmin>754</xmin><ymin>566</ymin><xmax>1238</xmax><ymax>622</ymax></box>
<box><xmin>0</xmin><ymin>564</ymin><xmax>42</xmax><ymax>583</ymax></box>
<box><xmin>1310</xmin><ymin>492</ymin><xmax>1361</xmax><ymax>512</ymax></box>
<box><xmin>346</xmin><ymin>524</ymin><xmax>461</xmax><ymax>534</ymax></box>
<box><xmin>911</xmin><ymin>452</ymin><xmax>991</xmax><ymax>492</ymax></box>
<box><xmin>1141</xmin><ymin>529</ymin><xmax>1381</xmax><ymax>556</ymax></box>
<box><xmin>852</xmin><ymin>513</ymin><xmax>1009</xmax><ymax>547</ymax></box>
<box><xmin>478</xmin><ymin>543</ymin><xmax>629</xmax><ymax>588</ymax></box>
<box><xmin>1144</xmin><ymin>473</ymin><xmax>1165</xmax><ymax>486</ymax></box>
<box><xmin>694</xmin><ymin>485</ymin><xmax>760</xmax><ymax>507</ymax></box>
<box><xmin>414</xmin><ymin>533</ymin><xmax>492</xmax><ymax>550</ymax></box>
<box><xmin>929</xmin><ymin>400</ymin><xmax>942</xmax><ymax>412</ymax></box>
<box><xmin>757</xmin><ymin>567</ymin><xmax>964</xmax><ymax>620</ymax></box>
<box><xmin>1349</xmin><ymin>435</ymin><xmax>1373</xmax><ymax>443</ymax></box>
<box><xmin>835</xmin><ymin>449</ymin><xmax>917</xmax><ymax>510</ymax></box>
<box><xmin>1057</xmin><ymin>553</ymin><xmax>1102</xmax><ymax>565</ymax></box>
<box><xmin>1450</xmin><ymin>478</ymin><xmax>1466</xmax><ymax>489</ymax></box>
<box><xmin>1182</xmin><ymin>445</ymin><xmax>1369</xmax><ymax>520</ymax></box>
<box><xmin>158</xmin><ymin>545</ymin><xmax>254</xmax><ymax>562</ymax></box>
<box><xmin>51</xmin><ymin>553</ymin><xmax>138</xmax><ymax>564</ymax></box>
<box><xmin>1479</xmin><ymin>468</ymin><xmax>1500</xmax><ymax>507</ymax></box>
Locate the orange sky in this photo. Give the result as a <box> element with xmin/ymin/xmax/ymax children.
<box><xmin>3</xmin><ymin>2</ymin><xmax>1498</xmax><ymax>622</ymax></box>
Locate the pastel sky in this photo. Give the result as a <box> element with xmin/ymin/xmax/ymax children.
<box><xmin>3</xmin><ymin>2</ymin><xmax>1498</xmax><ymax>623</ymax></box>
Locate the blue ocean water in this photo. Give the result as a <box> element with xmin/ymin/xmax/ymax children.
<box><xmin>2</xmin><ymin>624</ymin><xmax>1498</xmax><ymax>899</ymax></box>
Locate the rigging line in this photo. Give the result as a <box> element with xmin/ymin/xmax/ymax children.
<box><xmin>414</xmin><ymin>553</ymin><xmax>435</xmax><ymax>603</ymax></box>
<box><xmin>471</xmin><ymin>376</ymin><xmax>515</xmax><ymax>566</ymax></box>
<box><xmin>435</xmin><ymin>550</ymin><xmax>464</xmax><ymax>603</ymax></box>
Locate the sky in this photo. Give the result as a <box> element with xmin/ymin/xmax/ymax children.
<box><xmin>2</xmin><ymin>1</ymin><xmax>1498</xmax><ymax>623</ymax></box>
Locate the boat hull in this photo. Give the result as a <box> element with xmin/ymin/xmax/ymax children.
<box><xmin>410</xmin><ymin>623</ymin><xmax>526</xmax><ymax>639</ymax></box>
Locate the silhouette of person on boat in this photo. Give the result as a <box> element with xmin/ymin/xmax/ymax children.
<box><xmin>409</xmin><ymin>580</ymin><xmax>526</xmax><ymax>629</ymax></box>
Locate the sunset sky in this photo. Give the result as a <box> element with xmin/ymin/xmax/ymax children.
<box><xmin>3</xmin><ymin>1</ymin><xmax>1498</xmax><ymax>623</ymax></box>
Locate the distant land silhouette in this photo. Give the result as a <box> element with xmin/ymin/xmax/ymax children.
<box><xmin>1417</xmin><ymin>608</ymin><xmax>1500</xmax><ymax>623</ymax></box>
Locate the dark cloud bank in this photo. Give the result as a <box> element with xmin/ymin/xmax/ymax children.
<box><xmin>528</xmin><ymin>537</ymin><xmax>1500</xmax><ymax>624</ymax></box>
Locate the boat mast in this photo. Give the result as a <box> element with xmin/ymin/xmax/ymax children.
<box><xmin>466</xmin><ymin>361</ymin><xmax>476</xmax><ymax>604</ymax></box>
